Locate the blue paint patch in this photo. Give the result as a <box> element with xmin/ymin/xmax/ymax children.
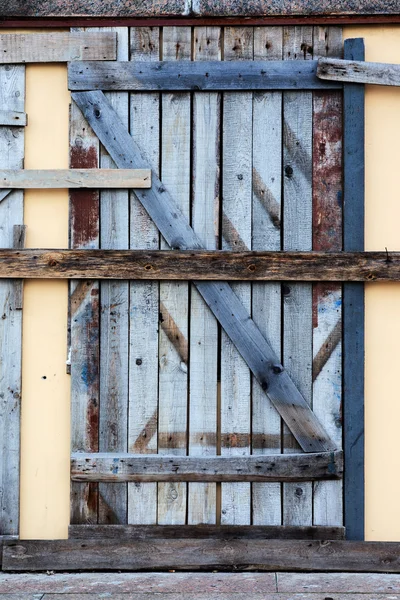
<box><xmin>337</xmin><ymin>190</ymin><xmax>343</xmax><ymax>207</ymax></box>
<box><xmin>112</xmin><ymin>457</ymin><xmax>119</xmax><ymax>475</ymax></box>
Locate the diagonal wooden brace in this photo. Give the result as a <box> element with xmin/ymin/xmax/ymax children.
<box><xmin>72</xmin><ymin>90</ymin><xmax>337</xmax><ymax>454</ymax></box>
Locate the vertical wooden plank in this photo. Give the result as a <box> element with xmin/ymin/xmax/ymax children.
<box><xmin>252</xmin><ymin>27</ymin><xmax>283</xmax><ymax>526</ymax></box>
<box><xmin>0</xmin><ymin>62</ymin><xmax>25</xmax><ymax>535</ymax></box>
<box><xmin>97</xmin><ymin>26</ymin><xmax>129</xmax><ymax>525</ymax></box>
<box><xmin>282</xmin><ymin>26</ymin><xmax>313</xmax><ymax>527</ymax></box>
<box><xmin>343</xmin><ymin>37</ymin><xmax>365</xmax><ymax>541</ymax></box>
<box><xmin>312</xmin><ymin>26</ymin><xmax>343</xmax><ymax>527</ymax></box>
<box><xmin>70</xmin><ymin>27</ymin><xmax>100</xmax><ymax>524</ymax></box>
<box><xmin>221</xmin><ymin>27</ymin><xmax>253</xmax><ymax>526</ymax></box>
<box><xmin>188</xmin><ymin>26</ymin><xmax>221</xmax><ymax>525</ymax></box>
<box><xmin>158</xmin><ymin>26</ymin><xmax>191</xmax><ymax>525</ymax></box>
<box><xmin>128</xmin><ymin>26</ymin><xmax>160</xmax><ymax>525</ymax></box>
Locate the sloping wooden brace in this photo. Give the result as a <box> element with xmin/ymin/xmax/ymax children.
<box><xmin>0</xmin><ymin>249</ymin><xmax>399</xmax><ymax>281</ymax></box>
<box><xmin>68</xmin><ymin>60</ymin><xmax>343</xmax><ymax>91</ymax></box>
<box><xmin>0</xmin><ymin>110</ymin><xmax>27</xmax><ymax>127</ymax></box>
<box><xmin>69</xmin><ymin>524</ymin><xmax>346</xmax><ymax>540</ymax></box>
<box><xmin>71</xmin><ymin>90</ymin><xmax>335</xmax><ymax>455</ymax></box>
<box><xmin>71</xmin><ymin>451</ymin><xmax>343</xmax><ymax>482</ymax></box>
<box><xmin>318</xmin><ymin>57</ymin><xmax>400</xmax><ymax>86</ymax></box>
<box><xmin>4</xmin><ymin>538</ymin><xmax>400</xmax><ymax>572</ymax></box>
<box><xmin>0</xmin><ymin>32</ymin><xmax>117</xmax><ymax>63</ymax></box>
<box><xmin>0</xmin><ymin>169</ymin><xmax>151</xmax><ymax>189</ymax></box>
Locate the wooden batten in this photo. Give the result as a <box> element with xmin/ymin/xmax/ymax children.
<box><xmin>0</xmin><ymin>110</ymin><xmax>27</xmax><ymax>127</ymax></box>
<box><xmin>0</xmin><ymin>169</ymin><xmax>151</xmax><ymax>189</ymax></box>
<box><xmin>318</xmin><ymin>57</ymin><xmax>400</xmax><ymax>86</ymax></box>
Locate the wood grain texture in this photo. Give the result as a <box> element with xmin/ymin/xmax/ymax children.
<box><xmin>71</xmin><ymin>89</ymin><xmax>336</xmax><ymax>454</ymax></box>
<box><xmin>68</xmin><ymin>59</ymin><xmax>342</xmax><ymax>91</ymax></box>
<box><xmin>69</xmin><ymin>66</ymin><xmax>100</xmax><ymax>525</ymax></box>
<box><xmin>128</xmin><ymin>25</ymin><xmax>160</xmax><ymax>526</ymax></box>
<box><xmin>0</xmin><ymin>110</ymin><xmax>26</xmax><ymax>127</ymax></box>
<box><xmin>318</xmin><ymin>56</ymin><xmax>400</xmax><ymax>86</ymax></box>
<box><xmin>188</xmin><ymin>26</ymin><xmax>220</xmax><ymax>526</ymax></box>
<box><xmin>252</xmin><ymin>25</ymin><xmax>283</xmax><ymax>527</ymax></box>
<box><xmin>0</xmin><ymin>169</ymin><xmax>150</xmax><ymax>188</ymax></box>
<box><xmin>312</xmin><ymin>26</ymin><xmax>343</xmax><ymax>530</ymax></box>
<box><xmin>0</xmin><ymin>32</ymin><xmax>116</xmax><ymax>63</ymax></box>
<box><xmin>221</xmin><ymin>26</ymin><xmax>253</xmax><ymax>526</ymax></box>
<box><xmin>0</xmin><ymin>61</ymin><xmax>25</xmax><ymax>536</ymax></box>
<box><xmin>71</xmin><ymin>451</ymin><xmax>343</xmax><ymax>482</ymax></box>
<box><xmin>4</xmin><ymin>538</ymin><xmax>400</xmax><ymax>572</ymax></box>
<box><xmin>69</xmin><ymin>524</ymin><xmax>345</xmax><ymax>540</ymax></box>
<box><xmin>158</xmin><ymin>26</ymin><xmax>191</xmax><ymax>525</ymax></box>
<box><xmin>343</xmin><ymin>38</ymin><xmax>365</xmax><ymax>542</ymax></box>
<box><xmin>282</xmin><ymin>25</ymin><xmax>313</xmax><ymax>527</ymax></box>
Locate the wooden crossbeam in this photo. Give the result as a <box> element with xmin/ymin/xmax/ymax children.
<box><xmin>0</xmin><ymin>169</ymin><xmax>151</xmax><ymax>189</ymax></box>
<box><xmin>71</xmin><ymin>451</ymin><xmax>343</xmax><ymax>483</ymax></box>
<box><xmin>0</xmin><ymin>110</ymin><xmax>27</xmax><ymax>127</ymax></box>
<box><xmin>0</xmin><ymin>249</ymin><xmax>397</xmax><ymax>281</ymax></box>
<box><xmin>318</xmin><ymin>57</ymin><xmax>400</xmax><ymax>86</ymax></box>
<box><xmin>4</xmin><ymin>538</ymin><xmax>400</xmax><ymax>572</ymax></box>
<box><xmin>72</xmin><ymin>90</ymin><xmax>336</xmax><ymax>455</ymax></box>
<box><xmin>68</xmin><ymin>60</ymin><xmax>343</xmax><ymax>91</ymax></box>
<box><xmin>0</xmin><ymin>33</ymin><xmax>116</xmax><ymax>63</ymax></box>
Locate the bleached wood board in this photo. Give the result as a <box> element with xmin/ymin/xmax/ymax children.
<box><xmin>0</xmin><ymin>169</ymin><xmax>150</xmax><ymax>188</ymax></box>
<box><xmin>318</xmin><ymin>56</ymin><xmax>400</xmax><ymax>86</ymax></box>
<box><xmin>0</xmin><ymin>62</ymin><xmax>25</xmax><ymax>536</ymax></box>
<box><xmin>220</xmin><ymin>26</ymin><xmax>253</xmax><ymax>526</ymax></box>
<box><xmin>0</xmin><ymin>110</ymin><xmax>26</xmax><ymax>127</ymax></box>
<box><xmin>158</xmin><ymin>27</ymin><xmax>191</xmax><ymax>525</ymax></box>
<box><xmin>128</xmin><ymin>26</ymin><xmax>161</xmax><ymax>526</ymax></box>
<box><xmin>252</xmin><ymin>26</ymin><xmax>283</xmax><ymax>527</ymax></box>
<box><xmin>188</xmin><ymin>26</ymin><xmax>221</xmax><ymax>526</ymax></box>
<box><xmin>282</xmin><ymin>25</ymin><xmax>313</xmax><ymax>526</ymax></box>
<box><xmin>0</xmin><ymin>32</ymin><xmax>116</xmax><ymax>63</ymax></box>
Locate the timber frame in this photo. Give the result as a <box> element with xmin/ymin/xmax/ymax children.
<box><xmin>0</xmin><ymin>29</ymin><xmax>378</xmax><ymax>570</ymax></box>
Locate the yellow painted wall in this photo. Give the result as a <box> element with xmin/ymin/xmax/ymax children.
<box><xmin>14</xmin><ymin>26</ymin><xmax>400</xmax><ymax>541</ymax></box>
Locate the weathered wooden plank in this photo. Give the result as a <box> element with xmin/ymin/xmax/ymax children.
<box><xmin>5</xmin><ymin>538</ymin><xmax>400</xmax><ymax>572</ymax></box>
<box><xmin>0</xmin><ymin>169</ymin><xmax>150</xmax><ymax>189</ymax></box>
<box><xmin>158</xmin><ymin>26</ymin><xmax>191</xmax><ymax>525</ymax></box>
<box><xmin>1</xmin><ymin>249</ymin><xmax>398</xmax><ymax>281</ymax></box>
<box><xmin>12</xmin><ymin>224</ymin><xmax>26</xmax><ymax>311</ymax></box>
<box><xmin>318</xmin><ymin>56</ymin><xmax>400</xmax><ymax>86</ymax></box>
<box><xmin>69</xmin><ymin>524</ymin><xmax>345</xmax><ymax>540</ymax></box>
<box><xmin>0</xmin><ymin>62</ymin><xmax>25</xmax><ymax>537</ymax></box>
<box><xmin>278</xmin><ymin>572</ymin><xmax>400</xmax><ymax>593</ymax></box>
<box><xmin>282</xmin><ymin>25</ymin><xmax>313</xmax><ymax>527</ymax></box>
<box><xmin>71</xmin><ymin>89</ymin><xmax>336</xmax><ymax>454</ymax></box>
<box><xmin>69</xmin><ymin>74</ymin><xmax>100</xmax><ymax>524</ymax></box>
<box><xmin>128</xmin><ymin>25</ymin><xmax>160</xmax><ymax>526</ymax></box>
<box><xmin>71</xmin><ymin>451</ymin><xmax>343</xmax><ymax>482</ymax></box>
<box><xmin>68</xmin><ymin>60</ymin><xmax>342</xmax><ymax>91</ymax></box>
<box><xmin>221</xmin><ymin>26</ymin><xmax>253</xmax><ymax>526</ymax></box>
<box><xmin>312</xmin><ymin>26</ymin><xmax>343</xmax><ymax>529</ymax></box>
<box><xmin>343</xmin><ymin>38</ymin><xmax>365</xmax><ymax>542</ymax></box>
<box><xmin>0</xmin><ymin>32</ymin><xmax>116</xmax><ymax>63</ymax></box>
<box><xmin>0</xmin><ymin>110</ymin><xmax>26</xmax><ymax>127</ymax></box>
<box><xmin>252</xmin><ymin>26</ymin><xmax>283</xmax><ymax>527</ymax></box>
<box><xmin>188</xmin><ymin>26</ymin><xmax>220</xmax><ymax>526</ymax></box>
<box><xmin>97</xmin><ymin>25</ymin><xmax>129</xmax><ymax>526</ymax></box>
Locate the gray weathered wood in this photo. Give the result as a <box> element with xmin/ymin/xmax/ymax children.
<box><xmin>1</xmin><ymin>249</ymin><xmax>398</xmax><ymax>281</ymax></box>
<box><xmin>71</xmin><ymin>89</ymin><xmax>336</xmax><ymax>454</ymax></box>
<box><xmin>68</xmin><ymin>59</ymin><xmax>342</xmax><ymax>91</ymax></box>
<box><xmin>0</xmin><ymin>190</ymin><xmax>12</xmax><ymax>203</ymax></box>
<box><xmin>0</xmin><ymin>110</ymin><xmax>26</xmax><ymax>127</ymax></box>
<box><xmin>0</xmin><ymin>169</ymin><xmax>150</xmax><ymax>189</ymax></box>
<box><xmin>343</xmin><ymin>38</ymin><xmax>365</xmax><ymax>542</ymax></box>
<box><xmin>0</xmin><ymin>62</ymin><xmax>25</xmax><ymax>537</ymax></box>
<box><xmin>68</xmin><ymin>524</ymin><xmax>345</xmax><ymax>540</ymax></box>
<box><xmin>0</xmin><ymin>32</ymin><xmax>116</xmax><ymax>63</ymax></box>
<box><xmin>71</xmin><ymin>451</ymin><xmax>343</xmax><ymax>482</ymax></box>
<box><xmin>318</xmin><ymin>56</ymin><xmax>400</xmax><ymax>86</ymax></box>
<box><xmin>4</xmin><ymin>538</ymin><xmax>400</xmax><ymax>572</ymax></box>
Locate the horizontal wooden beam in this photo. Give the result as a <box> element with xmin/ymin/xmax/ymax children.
<box><xmin>0</xmin><ymin>110</ymin><xmax>27</xmax><ymax>127</ymax></box>
<box><xmin>0</xmin><ymin>249</ymin><xmax>398</xmax><ymax>281</ymax></box>
<box><xmin>0</xmin><ymin>169</ymin><xmax>151</xmax><ymax>189</ymax></box>
<box><xmin>69</xmin><ymin>524</ymin><xmax>346</xmax><ymax>540</ymax></box>
<box><xmin>71</xmin><ymin>451</ymin><xmax>343</xmax><ymax>483</ymax></box>
<box><xmin>318</xmin><ymin>57</ymin><xmax>400</xmax><ymax>86</ymax></box>
<box><xmin>0</xmin><ymin>32</ymin><xmax>116</xmax><ymax>63</ymax></box>
<box><xmin>68</xmin><ymin>60</ymin><xmax>342</xmax><ymax>92</ymax></box>
<box><xmin>4</xmin><ymin>538</ymin><xmax>400</xmax><ymax>572</ymax></box>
